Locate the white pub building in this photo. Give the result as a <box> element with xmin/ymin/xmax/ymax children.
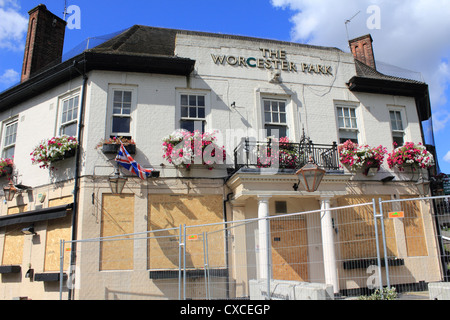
<box><xmin>0</xmin><ymin>4</ymin><xmax>445</xmax><ymax>300</ymax></box>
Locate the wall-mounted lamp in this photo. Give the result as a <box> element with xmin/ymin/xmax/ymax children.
<box><xmin>3</xmin><ymin>180</ymin><xmax>17</xmax><ymax>201</ymax></box>
<box><xmin>109</xmin><ymin>168</ymin><xmax>127</xmax><ymax>195</ymax></box>
<box><xmin>3</xmin><ymin>179</ymin><xmax>31</xmax><ymax>202</ymax></box>
<box><xmin>21</xmin><ymin>225</ymin><xmax>36</xmax><ymax>235</ymax></box>
<box><xmin>294</xmin><ymin>156</ymin><xmax>326</xmax><ymax>192</ymax></box>
<box><xmin>25</xmin><ymin>264</ymin><xmax>34</xmax><ymax>279</ymax></box>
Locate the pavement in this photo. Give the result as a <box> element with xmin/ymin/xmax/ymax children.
<box><xmin>397</xmin><ymin>291</ymin><xmax>430</xmax><ymax>300</ymax></box>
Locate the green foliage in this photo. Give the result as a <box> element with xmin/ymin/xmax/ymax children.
<box><xmin>358</xmin><ymin>287</ymin><xmax>398</xmax><ymax>300</ymax></box>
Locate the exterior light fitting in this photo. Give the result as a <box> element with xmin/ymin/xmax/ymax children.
<box><xmin>3</xmin><ymin>180</ymin><xmax>17</xmax><ymax>201</ymax></box>
<box><xmin>108</xmin><ymin>168</ymin><xmax>127</xmax><ymax>195</ymax></box>
<box><xmin>295</xmin><ymin>156</ymin><xmax>326</xmax><ymax>193</ymax></box>
<box><xmin>21</xmin><ymin>225</ymin><xmax>36</xmax><ymax>235</ymax></box>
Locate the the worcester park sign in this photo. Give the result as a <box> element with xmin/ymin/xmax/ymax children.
<box><xmin>211</xmin><ymin>48</ymin><xmax>333</xmax><ymax>75</ymax></box>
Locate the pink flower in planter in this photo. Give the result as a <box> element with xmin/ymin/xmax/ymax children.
<box><xmin>387</xmin><ymin>142</ymin><xmax>434</xmax><ymax>170</ymax></box>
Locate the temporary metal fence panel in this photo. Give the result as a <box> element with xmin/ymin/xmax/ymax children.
<box><xmin>60</xmin><ymin>227</ymin><xmax>183</xmax><ymax>300</ymax></box>
<box><xmin>378</xmin><ymin>195</ymin><xmax>450</xmax><ymax>294</ymax></box>
<box><xmin>59</xmin><ymin>196</ymin><xmax>450</xmax><ymax>300</ymax></box>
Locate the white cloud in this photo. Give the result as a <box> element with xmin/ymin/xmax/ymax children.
<box><xmin>270</xmin><ymin>0</ymin><xmax>450</xmax><ymax>130</ymax></box>
<box><xmin>444</xmin><ymin>151</ymin><xmax>450</xmax><ymax>163</ymax></box>
<box><xmin>0</xmin><ymin>0</ymin><xmax>28</xmax><ymax>51</ymax></box>
<box><xmin>0</xmin><ymin>68</ymin><xmax>19</xmax><ymax>87</ymax></box>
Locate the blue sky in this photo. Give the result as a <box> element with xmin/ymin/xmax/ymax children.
<box><xmin>1</xmin><ymin>0</ymin><xmax>449</xmax><ymax>174</ymax></box>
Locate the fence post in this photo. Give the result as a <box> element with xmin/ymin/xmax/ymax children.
<box><xmin>266</xmin><ymin>215</ymin><xmax>271</xmax><ymax>300</ymax></box>
<box><xmin>183</xmin><ymin>224</ymin><xmax>187</xmax><ymax>300</ymax></box>
<box><xmin>372</xmin><ymin>199</ymin><xmax>384</xmax><ymax>292</ymax></box>
<box><xmin>59</xmin><ymin>240</ymin><xmax>65</xmax><ymax>300</ymax></box>
<box><xmin>378</xmin><ymin>198</ymin><xmax>391</xmax><ymax>289</ymax></box>
<box><xmin>178</xmin><ymin>224</ymin><xmax>183</xmax><ymax>301</ymax></box>
<box><xmin>203</xmin><ymin>232</ymin><xmax>211</xmax><ymax>300</ymax></box>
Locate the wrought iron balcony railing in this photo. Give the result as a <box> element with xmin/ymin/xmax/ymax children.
<box><xmin>233</xmin><ymin>138</ymin><xmax>341</xmax><ymax>173</ymax></box>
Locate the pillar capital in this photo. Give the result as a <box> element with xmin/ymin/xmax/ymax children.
<box><xmin>257</xmin><ymin>195</ymin><xmax>271</xmax><ymax>203</ymax></box>
<box><xmin>319</xmin><ymin>195</ymin><xmax>333</xmax><ymax>202</ymax></box>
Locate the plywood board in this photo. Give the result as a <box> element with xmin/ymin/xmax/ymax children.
<box><xmin>337</xmin><ymin>196</ymin><xmax>397</xmax><ymax>260</ymax></box>
<box><xmin>100</xmin><ymin>194</ymin><xmax>135</xmax><ymax>271</ymax></box>
<box><xmin>44</xmin><ymin>214</ymin><xmax>72</xmax><ymax>271</ymax></box>
<box><xmin>48</xmin><ymin>196</ymin><xmax>73</xmax><ymax>207</ymax></box>
<box><xmin>271</xmin><ymin>218</ymin><xmax>308</xmax><ymax>282</ymax></box>
<box><xmin>400</xmin><ymin>196</ymin><xmax>428</xmax><ymax>257</ymax></box>
<box><xmin>148</xmin><ymin>195</ymin><xmax>224</xmax><ymax>270</ymax></box>
<box><xmin>7</xmin><ymin>205</ymin><xmax>27</xmax><ymax>215</ymax></box>
<box><xmin>1</xmin><ymin>224</ymin><xmax>25</xmax><ymax>265</ymax></box>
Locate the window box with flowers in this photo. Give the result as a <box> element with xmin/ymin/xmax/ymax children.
<box><xmin>387</xmin><ymin>142</ymin><xmax>434</xmax><ymax>171</ymax></box>
<box><xmin>31</xmin><ymin>136</ymin><xmax>78</xmax><ymax>170</ymax></box>
<box><xmin>99</xmin><ymin>137</ymin><xmax>136</xmax><ymax>154</ymax></box>
<box><xmin>338</xmin><ymin>140</ymin><xmax>387</xmax><ymax>176</ymax></box>
<box><xmin>0</xmin><ymin>158</ymin><xmax>13</xmax><ymax>177</ymax></box>
<box><xmin>162</xmin><ymin>130</ymin><xmax>226</xmax><ymax>170</ymax></box>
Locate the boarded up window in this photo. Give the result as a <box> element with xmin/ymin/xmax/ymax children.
<box><xmin>2</xmin><ymin>206</ymin><xmax>28</xmax><ymax>265</ymax></box>
<box><xmin>148</xmin><ymin>195</ymin><xmax>224</xmax><ymax>270</ymax></box>
<box><xmin>271</xmin><ymin>218</ymin><xmax>308</xmax><ymax>281</ymax></box>
<box><xmin>2</xmin><ymin>224</ymin><xmax>25</xmax><ymax>265</ymax></box>
<box><xmin>100</xmin><ymin>194</ymin><xmax>135</xmax><ymax>271</ymax></box>
<box><xmin>337</xmin><ymin>196</ymin><xmax>397</xmax><ymax>259</ymax></box>
<box><xmin>44</xmin><ymin>215</ymin><xmax>72</xmax><ymax>271</ymax></box>
<box><xmin>7</xmin><ymin>205</ymin><xmax>27</xmax><ymax>215</ymax></box>
<box><xmin>400</xmin><ymin>196</ymin><xmax>428</xmax><ymax>257</ymax></box>
<box><xmin>44</xmin><ymin>196</ymin><xmax>73</xmax><ymax>271</ymax></box>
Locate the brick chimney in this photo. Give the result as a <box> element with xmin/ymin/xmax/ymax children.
<box><xmin>21</xmin><ymin>4</ymin><xmax>66</xmax><ymax>82</ymax></box>
<box><xmin>349</xmin><ymin>34</ymin><xmax>376</xmax><ymax>70</ymax></box>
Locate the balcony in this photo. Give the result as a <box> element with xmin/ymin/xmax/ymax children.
<box><xmin>233</xmin><ymin>138</ymin><xmax>341</xmax><ymax>173</ymax></box>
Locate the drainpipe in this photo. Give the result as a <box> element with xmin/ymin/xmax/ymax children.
<box><xmin>223</xmin><ymin>191</ymin><xmax>233</xmax><ymax>299</ymax></box>
<box><xmin>68</xmin><ymin>57</ymin><xmax>88</xmax><ymax>300</ymax></box>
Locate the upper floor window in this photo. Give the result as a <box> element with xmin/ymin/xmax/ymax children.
<box><xmin>264</xmin><ymin>98</ymin><xmax>288</xmax><ymax>138</ymax></box>
<box><xmin>108</xmin><ymin>86</ymin><xmax>136</xmax><ymax>138</ymax></box>
<box><xmin>180</xmin><ymin>93</ymin><xmax>206</xmax><ymax>132</ymax></box>
<box><xmin>2</xmin><ymin>119</ymin><xmax>18</xmax><ymax>159</ymax></box>
<box><xmin>60</xmin><ymin>94</ymin><xmax>79</xmax><ymax>137</ymax></box>
<box><xmin>390</xmin><ymin>110</ymin><xmax>405</xmax><ymax>146</ymax></box>
<box><xmin>337</xmin><ymin>105</ymin><xmax>358</xmax><ymax>143</ymax></box>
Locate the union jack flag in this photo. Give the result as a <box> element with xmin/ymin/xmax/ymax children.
<box><xmin>115</xmin><ymin>143</ymin><xmax>154</xmax><ymax>180</ymax></box>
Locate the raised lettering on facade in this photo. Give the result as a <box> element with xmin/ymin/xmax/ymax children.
<box><xmin>211</xmin><ymin>47</ymin><xmax>333</xmax><ymax>75</ymax></box>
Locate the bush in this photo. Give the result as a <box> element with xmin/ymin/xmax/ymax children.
<box><xmin>358</xmin><ymin>287</ymin><xmax>398</xmax><ymax>300</ymax></box>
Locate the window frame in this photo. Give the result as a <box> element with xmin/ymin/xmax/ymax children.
<box><xmin>262</xmin><ymin>97</ymin><xmax>289</xmax><ymax>139</ymax></box>
<box><xmin>107</xmin><ymin>85</ymin><xmax>137</xmax><ymax>139</ymax></box>
<box><xmin>389</xmin><ymin>108</ymin><xmax>407</xmax><ymax>146</ymax></box>
<box><xmin>177</xmin><ymin>90</ymin><xmax>210</xmax><ymax>133</ymax></box>
<box><xmin>58</xmin><ymin>91</ymin><xmax>80</xmax><ymax>137</ymax></box>
<box><xmin>2</xmin><ymin>118</ymin><xmax>18</xmax><ymax>159</ymax></box>
<box><xmin>336</xmin><ymin>104</ymin><xmax>359</xmax><ymax>144</ymax></box>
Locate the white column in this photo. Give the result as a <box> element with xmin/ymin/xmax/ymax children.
<box><xmin>321</xmin><ymin>197</ymin><xmax>339</xmax><ymax>294</ymax></box>
<box><xmin>257</xmin><ymin>196</ymin><xmax>271</xmax><ymax>280</ymax></box>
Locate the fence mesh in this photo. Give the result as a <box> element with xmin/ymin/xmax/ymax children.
<box><xmin>60</xmin><ymin>196</ymin><xmax>450</xmax><ymax>300</ymax></box>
